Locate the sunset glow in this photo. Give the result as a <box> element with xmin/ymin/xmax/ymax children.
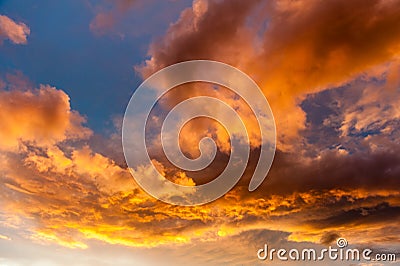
<box><xmin>0</xmin><ymin>0</ymin><xmax>399</xmax><ymax>265</ymax></box>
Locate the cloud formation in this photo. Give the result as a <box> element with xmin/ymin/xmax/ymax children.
<box><xmin>1</xmin><ymin>0</ymin><xmax>400</xmax><ymax>265</ymax></box>
<box><xmin>0</xmin><ymin>15</ymin><xmax>30</xmax><ymax>44</ymax></box>
<box><xmin>137</xmin><ymin>0</ymin><xmax>400</xmax><ymax>151</ymax></box>
<box><xmin>0</xmin><ymin>84</ymin><xmax>92</xmax><ymax>151</ymax></box>
<box><xmin>0</xmin><ymin>73</ymin><xmax>398</xmax><ymax>254</ymax></box>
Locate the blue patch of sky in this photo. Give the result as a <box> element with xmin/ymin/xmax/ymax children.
<box><xmin>300</xmin><ymin>76</ymin><xmax>389</xmax><ymax>155</ymax></box>
<box><xmin>0</xmin><ymin>0</ymin><xmax>192</xmax><ymax>134</ymax></box>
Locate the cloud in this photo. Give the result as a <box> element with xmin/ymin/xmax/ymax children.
<box><xmin>89</xmin><ymin>0</ymin><xmax>138</xmax><ymax>36</ymax></box>
<box><xmin>89</xmin><ymin>0</ymin><xmax>193</xmax><ymax>39</ymax></box>
<box><xmin>0</xmin><ymin>84</ymin><xmax>92</xmax><ymax>152</ymax></box>
<box><xmin>1</xmin><ymin>133</ymin><xmax>399</xmax><ymax>265</ymax></box>
<box><xmin>136</xmin><ymin>0</ymin><xmax>400</xmax><ymax>151</ymax></box>
<box><xmin>136</xmin><ymin>0</ymin><xmax>259</xmax><ymax>78</ymax></box>
<box><xmin>339</xmin><ymin>61</ymin><xmax>400</xmax><ymax>140</ymax></box>
<box><xmin>0</xmin><ymin>15</ymin><xmax>30</xmax><ymax>44</ymax></box>
<box><xmin>1</xmin><ymin>1</ymin><xmax>400</xmax><ymax>264</ymax></box>
<box><xmin>2</xmin><ymin>137</ymin><xmax>399</xmax><ymax>250</ymax></box>
<box><xmin>319</xmin><ymin>232</ymin><xmax>341</xmax><ymax>245</ymax></box>
<box><xmin>0</xmin><ymin>234</ymin><xmax>11</xmax><ymax>241</ymax></box>
<box><xmin>299</xmin><ymin>59</ymin><xmax>400</xmax><ymax>156</ymax></box>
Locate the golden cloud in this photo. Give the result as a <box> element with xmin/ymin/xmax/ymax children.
<box><xmin>0</xmin><ymin>85</ymin><xmax>92</xmax><ymax>151</ymax></box>
<box><xmin>1</xmin><ymin>1</ymin><xmax>400</xmax><ymax>264</ymax></box>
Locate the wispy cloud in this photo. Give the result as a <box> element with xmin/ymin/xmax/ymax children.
<box><xmin>89</xmin><ymin>0</ymin><xmax>138</xmax><ymax>36</ymax></box>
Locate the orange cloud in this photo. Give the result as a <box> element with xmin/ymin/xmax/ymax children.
<box><xmin>0</xmin><ymin>85</ymin><xmax>92</xmax><ymax>151</ymax></box>
<box><xmin>1</xmin><ymin>1</ymin><xmax>400</xmax><ymax>264</ymax></box>
<box><xmin>0</xmin><ymin>134</ymin><xmax>399</xmax><ymax>266</ymax></box>
<box><xmin>1</xmin><ymin>115</ymin><xmax>399</xmax><ymax>250</ymax></box>
<box><xmin>0</xmin><ymin>15</ymin><xmax>30</xmax><ymax>45</ymax></box>
<box><xmin>136</xmin><ymin>0</ymin><xmax>400</xmax><ymax>151</ymax></box>
<box><xmin>145</xmin><ymin>83</ymin><xmax>262</xmax><ymax>159</ymax></box>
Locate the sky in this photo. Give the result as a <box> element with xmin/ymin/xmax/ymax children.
<box><xmin>0</xmin><ymin>0</ymin><xmax>399</xmax><ymax>265</ymax></box>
